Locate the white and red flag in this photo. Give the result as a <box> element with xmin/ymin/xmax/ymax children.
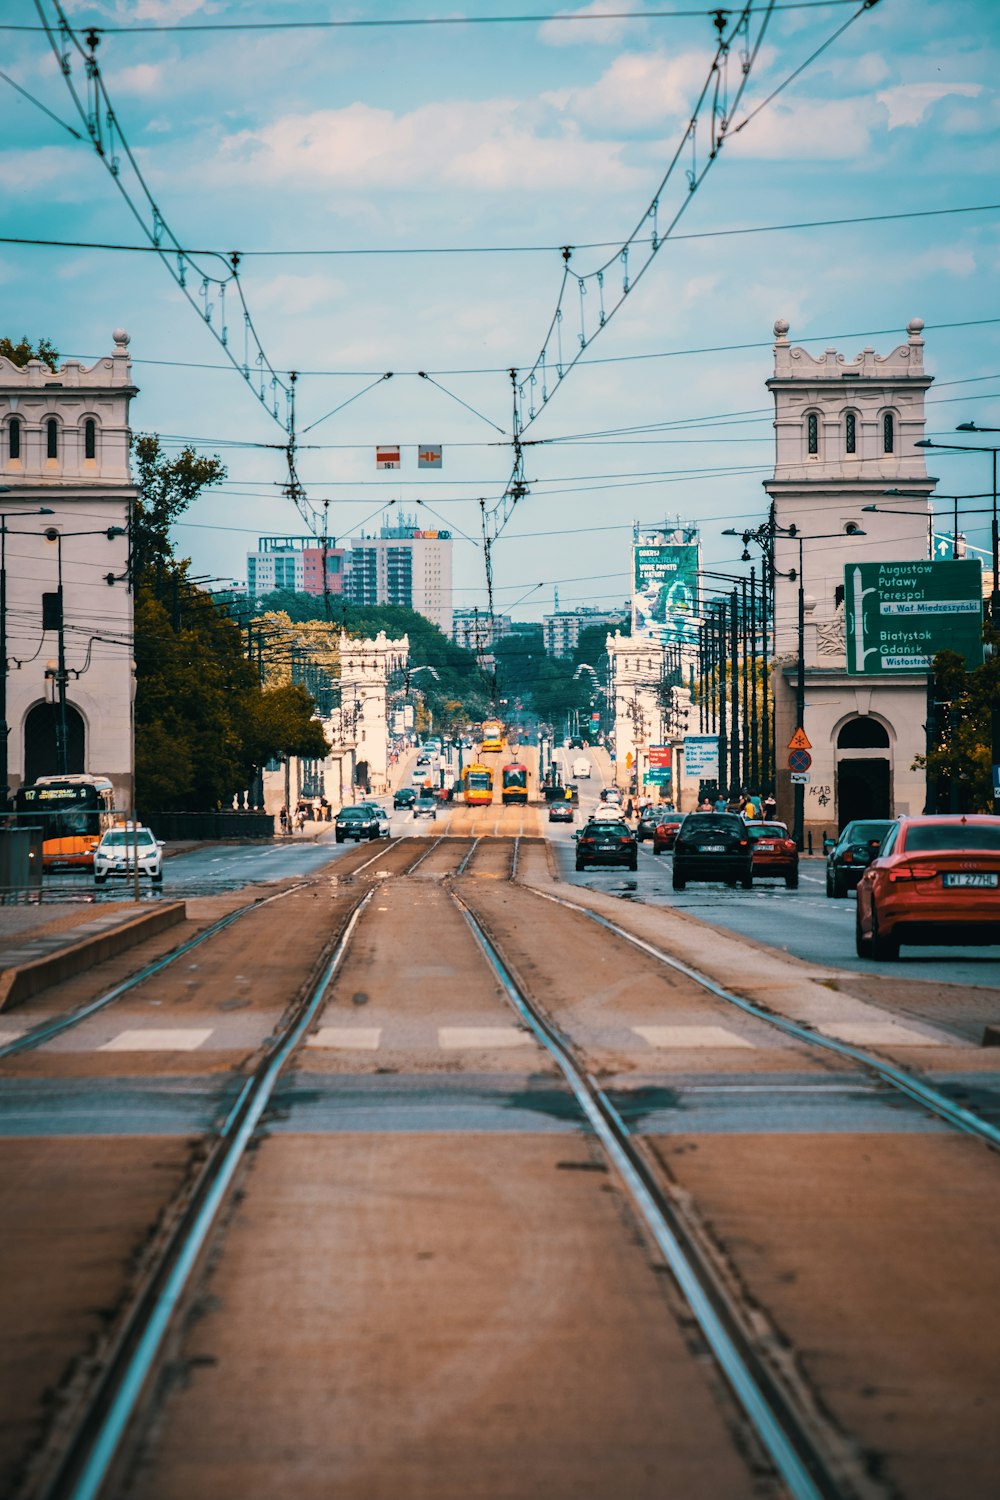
<box><xmin>376</xmin><ymin>445</ymin><xmax>400</xmax><ymax>469</ymax></box>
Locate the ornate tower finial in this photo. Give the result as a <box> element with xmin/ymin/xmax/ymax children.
<box><xmin>113</xmin><ymin>328</ymin><xmax>130</xmax><ymax>350</ymax></box>
<box><xmin>773</xmin><ymin>317</ymin><xmax>790</xmax><ymax>342</ymax></box>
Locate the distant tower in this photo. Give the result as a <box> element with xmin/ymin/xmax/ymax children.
<box><xmin>765</xmin><ymin>318</ymin><xmax>935</xmax><ymax>836</ymax></box>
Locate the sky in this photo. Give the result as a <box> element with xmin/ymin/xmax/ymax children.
<box><xmin>2</xmin><ymin>0</ymin><xmax>999</xmax><ymax>625</ymax></box>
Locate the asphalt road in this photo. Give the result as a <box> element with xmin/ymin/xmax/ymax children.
<box><xmin>547</xmin><ymin>749</ymin><xmax>1000</xmax><ymax>990</ymax></box>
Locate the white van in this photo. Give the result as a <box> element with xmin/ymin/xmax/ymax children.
<box><xmin>572</xmin><ymin>756</ymin><xmax>591</xmax><ymax>778</ymax></box>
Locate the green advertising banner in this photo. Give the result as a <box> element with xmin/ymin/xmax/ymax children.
<box><xmin>844</xmin><ymin>559</ymin><xmax>984</xmax><ymax>675</ymax></box>
<box><xmin>632</xmin><ymin>542</ymin><xmax>699</xmax><ymax>644</ymax></box>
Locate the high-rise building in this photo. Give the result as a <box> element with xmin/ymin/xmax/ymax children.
<box><xmin>344</xmin><ymin>517</ymin><xmax>453</xmax><ymax>633</ymax></box>
<box><xmin>542</xmin><ymin>606</ymin><xmax>626</xmax><ymax>659</ymax></box>
<box><xmin>452</xmin><ymin>608</ymin><xmax>511</xmax><ymax>652</ymax></box>
<box><xmin>246</xmin><ymin>536</ymin><xmax>345</xmax><ymax>599</ymax></box>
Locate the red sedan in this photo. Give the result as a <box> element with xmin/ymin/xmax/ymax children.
<box><xmin>747</xmin><ymin>821</ymin><xmax>798</xmax><ymax>888</ymax></box>
<box><xmin>652</xmin><ymin>817</ymin><xmax>681</xmax><ymax>855</ymax></box>
<box><xmin>856</xmin><ymin>814</ymin><xmax>1000</xmax><ymax>961</ymax></box>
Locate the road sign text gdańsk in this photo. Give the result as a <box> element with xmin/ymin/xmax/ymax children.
<box><xmin>844</xmin><ymin>559</ymin><xmax>984</xmax><ymax>676</ymax></box>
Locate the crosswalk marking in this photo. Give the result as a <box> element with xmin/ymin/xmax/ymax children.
<box><xmin>632</xmin><ymin>1025</ymin><xmax>755</xmax><ymax>1049</ymax></box>
<box><xmin>818</xmin><ymin>1020</ymin><xmax>956</xmax><ymax>1048</ymax></box>
<box><xmin>438</xmin><ymin>1026</ymin><xmax>532</xmax><ymax>1050</ymax></box>
<box><xmin>307</xmin><ymin>1027</ymin><xmax>382</xmax><ymax>1050</ymax></box>
<box><xmin>100</xmin><ymin>1028</ymin><xmax>213</xmax><ymax>1052</ymax></box>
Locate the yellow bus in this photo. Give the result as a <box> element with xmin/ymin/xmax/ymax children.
<box><xmin>480</xmin><ymin>718</ymin><xmax>504</xmax><ymax>754</ymax></box>
<box><xmin>13</xmin><ymin>774</ymin><xmax>117</xmax><ymax>870</ymax></box>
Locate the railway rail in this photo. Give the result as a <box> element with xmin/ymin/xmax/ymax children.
<box><xmin>8</xmin><ymin>833</ymin><xmax>995</xmax><ymax>1500</ymax></box>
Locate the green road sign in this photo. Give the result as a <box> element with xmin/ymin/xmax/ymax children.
<box><xmin>844</xmin><ymin>560</ymin><xmax>984</xmax><ymax>675</ymax></box>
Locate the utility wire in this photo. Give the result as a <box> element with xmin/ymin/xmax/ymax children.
<box><xmin>5</xmin><ymin>201</ymin><xmax>992</xmax><ymax>259</ymax></box>
<box><xmin>1</xmin><ymin>3</ymin><xmax>863</xmax><ymax>34</ymax></box>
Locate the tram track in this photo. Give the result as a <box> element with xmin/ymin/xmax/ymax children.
<box><xmin>450</xmin><ymin>886</ymin><xmax>884</xmax><ymax>1500</ymax></box>
<box><xmin>527</xmin><ymin>884</ymin><xmax>1000</xmax><ymax>1153</ymax></box>
<box><xmin>9</xmin><ymin>835</ymin><xmax>997</xmax><ymax>1500</ymax></box>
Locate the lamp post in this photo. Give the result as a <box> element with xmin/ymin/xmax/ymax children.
<box><xmin>917</xmin><ymin>431</ymin><xmax>1000</xmax><ymax>811</ymax></box>
<box><xmin>0</xmin><ymin>502</ymin><xmax>54</xmax><ymax>808</ymax></box>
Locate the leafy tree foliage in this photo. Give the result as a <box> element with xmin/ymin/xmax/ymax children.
<box><xmin>133</xmin><ymin>441</ymin><xmax>328</xmax><ymax>812</ymax></box>
<box><xmin>0</xmin><ymin>335</ymin><xmax>59</xmax><ymax>370</ymax></box>
<box><xmin>252</xmin><ymin>591</ymin><xmax>493</xmax><ymax>726</ymax></box>
<box><xmin>918</xmin><ymin>647</ymin><xmax>1000</xmax><ymax>812</ymax></box>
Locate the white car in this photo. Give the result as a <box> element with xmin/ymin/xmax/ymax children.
<box><xmin>572</xmin><ymin>757</ymin><xmax>591</xmax><ymax>778</ymax></box>
<box><xmin>94</xmin><ymin>826</ymin><xmax>164</xmax><ymax>885</ymax></box>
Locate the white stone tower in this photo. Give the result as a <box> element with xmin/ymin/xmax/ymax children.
<box><xmin>0</xmin><ymin>331</ymin><xmax>137</xmax><ymax>807</ymax></box>
<box><xmin>765</xmin><ymin>318</ymin><xmax>935</xmax><ymax>838</ymax></box>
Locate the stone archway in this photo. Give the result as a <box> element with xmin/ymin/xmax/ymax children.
<box><xmin>23</xmin><ymin>701</ymin><xmax>86</xmax><ymax>784</ymax></box>
<box><xmin>835</xmin><ymin>715</ymin><xmax>891</xmax><ymax>828</ymax></box>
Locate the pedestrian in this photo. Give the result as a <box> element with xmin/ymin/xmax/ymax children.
<box><xmin>698</xmin><ymin>796</ymin><xmax>713</xmax><ymax>811</ymax></box>
<box><xmin>625</xmin><ymin>797</ymin><xmax>634</xmax><ymax>819</ymax></box>
<box><xmin>714</xmin><ymin>791</ymin><xmax>728</xmax><ymax>812</ymax></box>
<box><xmin>763</xmin><ymin>791</ymin><xmax>777</xmax><ymax>819</ymax></box>
<box><xmin>296</xmin><ymin>807</ymin><xmax>306</xmax><ymax>833</ymax></box>
<box><xmin>279</xmin><ymin>805</ymin><xmax>288</xmax><ymax>834</ymax></box>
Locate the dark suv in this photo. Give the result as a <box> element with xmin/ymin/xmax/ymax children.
<box><xmin>335</xmin><ymin>806</ymin><xmax>380</xmax><ymax>843</ymax></box>
<box><xmin>826</xmin><ymin>819</ymin><xmax>895</xmax><ymax>897</ymax></box>
<box><xmin>672</xmin><ymin>813</ymin><xmax>752</xmax><ymax>890</ymax></box>
<box><xmin>575</xmin><ymin>818</ymin><xmax>638</xmax><ymax>872</ymax></box>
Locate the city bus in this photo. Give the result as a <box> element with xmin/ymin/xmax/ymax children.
<box><xmin>479</xmin><ymin>718</ymin><xmax>504</xmax><ymax>754</ymax></box>
<box><xmin>12</xmin><ymin>774</ymin><xmax>117</xmax><ymax>870</ymax></box>
<box><xmin>501</xmin><ymin>763</ymin><xmax>528</xmax><ymax>806</ymax></box>
<box><xmin>462</xmin><ymin>763</ymin><xmax>494</xmax><ymax>806</ymax></box>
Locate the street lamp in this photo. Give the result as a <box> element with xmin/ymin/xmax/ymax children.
<box><xmin>769</xmin><ymin>523</ymin><xmax>866</xmax><ymax>849</ymax></box>
<box><xmin>0</xmin><ymin>502</ymin><xmax>54</xmax><ymax>807</ymax></box>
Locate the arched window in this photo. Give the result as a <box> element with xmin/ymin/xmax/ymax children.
<box><xmin>882</xmin><ymin>412</ymin><xmax>895</xmax><ymax>454</ymax></box>
<box><xmin>7</xmin><ymin>417</ymin><xmax>20</xmax><ymax>461</ymax></box>
<box><xmin>45</xmin><ymin>417</ymin><xmax>58</xmax><ymax>460</ymax></box>
<box><xmin>806</xmin><ymin>412</ymin><xmax>819</xmax><ymax>456</ymax></box>
<box><xmin>83</xmin><ymin>418</ymin><xmax>97</xmax><ymax>460</ymax></box>
<box><xmin>845</xmin><ymin>411</ymin><xmax>857</xmax><ymax>454</ymax></box>
<box><xmin>837</xmin><ymin>716</ymin><xmax>890</xmax><ymax>750</ymax></box>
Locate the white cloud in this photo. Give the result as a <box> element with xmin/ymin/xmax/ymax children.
<box><xmin>249</xmin><ymin>273</ymin><xmax>348</xmax><ymax>316</ymax></box>
<box><xmin>0</xmin><ymin>147</ymin><xmax>79</xmax><ymax>190</ymax></box>
<box><xmin>725</xmin><ymin>97</ymin><xmax>878</xmax><ymax>160</ymax></box>
<box><xmin>876</xmin><ymin>81</ymin><xmax>982</xmax><ymax>129</ymax></box>
<box><xmin>217</xmin><ymin>100</ymin><xmax>640</xmax><ymax>194</ymax></box>
<box><xmin>908</xmin><ymin>246</ymin><xmax>977</xmax><ymax>278</ymax></box>
<box><xmin>544</xmin><ymin>50</ymin><xmax>702</xmax><ymax>130</ymax></box>
<box><xmin>110</xmin><ymin>63</ymin><xmax>164</xmax><ymax>95</ymax></box>
<box><xmin>538</xmin><ymin>1</ymin><xmax>638</xmax><ymax>48</ymax></box>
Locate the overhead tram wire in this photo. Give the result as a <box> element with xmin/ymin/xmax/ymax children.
<box><xmin>32</xmin><ymin>0</ymin><xmax>319</xmax><ymax>535</ymax></box>
<box><xmin>2</xmin><ymin>202</ymin><xmax>996</xmax><ymax>261</ymax></box>
<box><xmin>0</xmin><ymin>2</ymin><xmax>868</xmax><ymax>35</ymax></box>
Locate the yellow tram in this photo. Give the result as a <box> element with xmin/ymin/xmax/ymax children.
<box><xmin>462</xmin><ymin>763</ymin><xmax>494</xmax><ymax>806</ymax></box>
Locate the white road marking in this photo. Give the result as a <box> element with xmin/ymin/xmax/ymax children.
<box><xmin>633</xmin><ymin>1024</ymin><xmax>756</xmax><ymax>1049</ymax></box>
<box><xmin>438</xmin><ymin>1025</ymin><xmax>532</xmax><ymax>1049</ymax></box>
<box><xmin>307</xmin><ymin>1027</ymin><xmax>382</xmax><ymax>1050</ymax></box>
<box><xmin>100</xmin><ymin>1028</ymin><xmax>213</xmax><ymax>1051</ymax></box>
<box><xmin>819</xmin><ymin>1020</ymin><xmax>961</xmax><ymax>1048</ymax></box>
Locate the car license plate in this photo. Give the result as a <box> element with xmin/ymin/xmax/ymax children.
<box><xmin>701</xmin><ymin>844</ymin><xmax>725</xmax><ymax>852</ymax></box>
<box><xmin>943</xmin><ymin>872</ymin><xmax>998</xmax><ymax>888</ymax></box>
<box><xmin>757</xmin><ymin>843</ymin><xmax>775</xmax><ymax>851</ymax></box>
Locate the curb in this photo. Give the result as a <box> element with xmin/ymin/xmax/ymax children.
<box><xmin>0</xmin><ymin>902</ymin><xmax>187</xmax><ymax>1012</ymax></box>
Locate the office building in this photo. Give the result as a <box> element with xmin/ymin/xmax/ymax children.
<box><xmin>246</xmin><ymin>536</ymin><xmax>345</xmax><ymax>599</ymax></box>
<box><xmin>344</xmin><ymin>517</ymin><xmax>453</xmax><ymax>633</ymax></box>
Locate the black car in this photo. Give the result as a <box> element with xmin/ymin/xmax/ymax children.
<box><xmin>575</xmin><ymin>818</ymin><xmax>638</xmax><ymax>872</ymax></box>
<box><xmin>548</xmin><ymin>801</ymin><xmax>574</xmax><ymax>824</ymax></box>
<box><xmin>413</xmin><ymin>794</ymin><xmax>437</xmax><ymax>820</ymax></box>
<box><xmin>672</xmin><ymin>812</ymin><xmax>753</xmax><ymax>890</ymax></box>
<box><xmin>393</xmin><ymin>786</ymin><xmax>417</xmax><ymax>810</ymax></box>
<box><xmin>335</xmin><ymin>806</ymin><xmax>380</xmax><ymax>843</ymax></box>
<box><xmin>826</xmin><ymin>819</ymin><xmax>896</xmax><ymax>897</ymax></box>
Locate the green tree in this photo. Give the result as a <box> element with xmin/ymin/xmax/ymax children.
<box><xmin>918</xmin><ymin>647</ymin><xmax>999</xmax><ymax>812</ymax></box>
<box><xmin>0</xmin><ymin>335</ymin><xmax>59</xmax><ymax>371</ymax></box>
<box><xmin>133</xmin><ymin>441</ymin><xmax>328</xmax><ymax>812</ymax></box>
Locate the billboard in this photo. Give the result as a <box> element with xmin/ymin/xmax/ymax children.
<box><xmin>633</xmin><ymin>542</ymin><xmax>699</xmax><ymax>645</ymax></box>
<box><xmin>844</xmin><ymin>560</ymin><xmax>984</xmax><ymax>674</ymax></box>
<box><xmin>683</xmin><ymin>735</ymin><xmax>719</xmax><ymax>779</ymax></box>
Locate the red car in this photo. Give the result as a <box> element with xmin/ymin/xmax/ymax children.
<box><xmin>747</xmin><ymin>821</ymin><xmax>798</xmax><ymax>888</ymax></box>
<box><xmin>652</xmin><ymin>817</ymin><xmax>681</xmax><ymax>855</ymax></box>
<box><xmin>855</xmin><ymin>814</ymin><xmax>1000</xmax><ymax>961</ymax></box>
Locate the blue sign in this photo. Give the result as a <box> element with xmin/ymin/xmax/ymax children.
<box><xmin>684</xmin><ymin>735</ymin><xmax>719</xmax><ymax>778</ymax></box>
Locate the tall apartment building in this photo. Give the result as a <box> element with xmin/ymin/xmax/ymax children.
<box><xmin>452</xmin><ymin>608</ymin><xmax>512</xmax><ymax>652</ymax></box>
<box><xmin>246</xmin><ymin>536</ymin><xmax>345</xmax><ymax>599</ymax></box>
<box><xmin>344</xmin><ymin>518</ymin><xmax>453</xmax><ymax>634</ymax></box>
<box><xmin>542</xmin><ymin>605</ymin><xmax>626</xmax><ymax>659</ymax></box>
